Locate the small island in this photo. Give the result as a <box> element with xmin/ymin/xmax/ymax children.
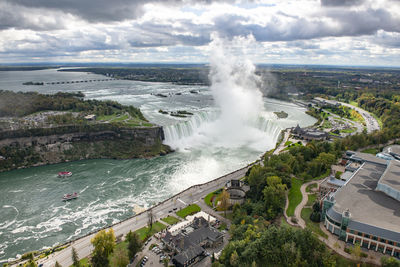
<box><xmin>158</xmin><ymin>109</ymin><xmax>193</xmax><ymax>118</ymax></box>
<box><xmin>274</xmin><ymin>111</ymin><xmax>288</xmax><ymax>119</ymax></box>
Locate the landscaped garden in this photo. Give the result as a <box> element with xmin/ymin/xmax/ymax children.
<box><xmin>134</xmin><ymin>221</ymin><xmax>167</xmax><ymax>241</ymax></box>
<box><xmin>301</xmin><ymin>207</ymin><xmax>328</xmax><ymax>239</ymax></box>
<box><xmin>176</xmin><ymin>204</ymin><xmax>201</xmax><ymax>218</ymax></box>
<box><xmin>161</xmin><ymin>216</ymin><xmax>180</xmax><ymax>225</ymax></box>
<box><xmin>286</xmin><ymin>177</ymin><xmax>303</xmax><ymax>217</ymax></box>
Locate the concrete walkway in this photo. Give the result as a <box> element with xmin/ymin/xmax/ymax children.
<box><xmin>318</xmin><ymin>223</ymin><xmax>381</xmax><ymax>266</ymax></box>
<box><xmin>294</xmin><ymin>180</ymin><xmax>320</xmax><ymax>228</ymax></box>
<box><xmin>284</xmin><ymin>178</ymin><xmax>382</xmax><ymax>266</ymax></box>
<box><xmin>284</xmin><ymin>179</ymin><xmax>322</xmax><ymax>228</ymax></box>
<box><xmin>274</xmin><ymin>129</ymin><xmax>291</xmax><ymax>155</ymax></box>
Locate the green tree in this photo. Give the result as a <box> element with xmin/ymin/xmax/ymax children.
<box><xmin>262</xmin><ymin>176</ymin><xmax>287</xmax><ymax>219</ymax></box>
<box><xmin>26</xmin><ymin>260</ymin><xmax>38</xmax><ymax>267</ymax></box>
<box><xmin>217</xmin><ymin>189</ymin><xmax>230</xmax><ymax>216</ymax></box>
<box><xmin>315</xmin><ymin>152</ymin><xmax>336</xmax><ymax>168</ymax></box>
<box><xmin>381</xmin><ymin>256</ymin><xmax>400</xmax><ymax>267</ymax></box>
<box><xmin>110</xmin><ymin>245</ymin><xmax>129</xmax><ymax>267</ymax></box>
<box><xmin>71</xmin><ymin>247</ymin><xmax>80</xmax><ymax>267</ymax></box>
<box><xmin>230</xmin><ymin>250</ymin><xmax>239</xmax><ymax>266</ymax></box>
<box><xmin>91</xmin><ymin>229</ymin><xmax>116</xmax><ymax>267</ymax></box>
<box><xmin>126</xmin><ymin>231</ymin><xmax>142</xmax><ymax>260</ymax></box>
<box><xmin>351</xmin><ymin>243</ymin><xmax>361</xmax><ymax>263</ymax></box>
<box><xmin>54</xmin><ymin>262</ymin><xmax>62</xmax><ymax>267</ymax></box>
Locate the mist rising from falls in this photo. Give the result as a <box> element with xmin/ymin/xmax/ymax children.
<box><xmin>164</xmin><ymin>35</ymin><xmax>281</xmax><ymax>151</ymax></box>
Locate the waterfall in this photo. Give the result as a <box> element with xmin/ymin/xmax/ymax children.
<box><xmin>164</xmin><ymin>111</ymin><xmax>283</xmax><ymax>150</ymax></box>
<box><xmin>164</xmin><ymin>111</ymin><xmax>219</xmax><ymax>143</ymax></box>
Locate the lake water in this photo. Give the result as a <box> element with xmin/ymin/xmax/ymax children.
<box><xmin>0</xmin><ymin>68</ymin><xmax>316</xmax><ymax>262</ymax></box>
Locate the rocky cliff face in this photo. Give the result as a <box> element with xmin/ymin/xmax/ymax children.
<box><xmin>0</xmin><ymin>126</ymin><xmax>171</xmax><ymax>172</ymax></box>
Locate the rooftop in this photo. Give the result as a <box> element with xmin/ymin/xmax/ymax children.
<box><xmin>172</xmin><ymin>244</ymin><xmax>204</xmax><ymax>265</ymax></box>
<box><xmin>378</xmin><ymin>160</ymin><xmax>400</xmax><ymax>194</ymax></box>
<box><xmin>384</xmin><ymin>145</ymin><xmax>400</xmax><ymax>157</ymax></box>
<box><xmin>350</xmin><ymin>152</ymin><xmax>387</xmax><ymax>166</ymax></box>
<box><xmin>332</xmin><ymin>162</ymin><xmax>400</xmax><ymax>238</ymax></box>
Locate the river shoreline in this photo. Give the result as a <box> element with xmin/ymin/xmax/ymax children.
<box><xmin>5</xmin><ymin>127</ymin><xmax>286</xmax><ymax>266</ymax></box>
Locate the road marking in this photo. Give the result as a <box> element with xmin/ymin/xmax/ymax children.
<box><xmin>177</xmin><ymin>198</ymin><xmax>186</xmax><ymax>205</ymax></box>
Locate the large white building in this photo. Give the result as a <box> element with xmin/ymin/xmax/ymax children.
<box><xmin>322</xmin><ymin>150</ymin><xmax>400</xmax><ymax>259</ymax></box>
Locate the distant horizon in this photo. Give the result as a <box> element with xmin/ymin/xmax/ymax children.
<box><xmin>0</xmin><ymin>1</ymin><xmax>399</xmax><ymax>66</ymax></box>
<box><xmin>1</xmin><ymin>62</ymin><xmax>400</xmax><ymax>69</ymax></box>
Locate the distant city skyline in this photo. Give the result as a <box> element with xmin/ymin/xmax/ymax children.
<box><xmin>0</xmin><ymin>0</ymin><xmax>399</xmax><ymax>66</ymax></box>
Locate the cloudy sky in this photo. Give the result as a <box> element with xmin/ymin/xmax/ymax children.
<box><xmin>0</xmin><ymin>0</ymin><xmax>399</xmax><ymax>66</ymax></box>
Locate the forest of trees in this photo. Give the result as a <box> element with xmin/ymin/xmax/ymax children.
<box><xmin>0</xmin><ymin>90</ymin><xmax>146</xmax><ymax>121</ymax></box>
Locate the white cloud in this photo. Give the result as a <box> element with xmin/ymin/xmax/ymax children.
<box><xmin>0</xmin><ymin>0</ymin><xmax>399</xmax><ymax>65</ymax></box>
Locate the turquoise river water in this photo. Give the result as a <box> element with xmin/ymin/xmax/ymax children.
<box><xmin>0</xmin><ymin>68</ymin><xmax>316</xmax><ymax>262</ymax></box>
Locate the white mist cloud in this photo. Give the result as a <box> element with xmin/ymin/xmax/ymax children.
<box><xmin>165</xmin><ymin>34</ymin><xmax>279</xmax><ymax>151</ymax></box>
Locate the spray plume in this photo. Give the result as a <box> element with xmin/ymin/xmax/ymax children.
<box><xmin>165</xmin><ymin>34</ymin><xmax>279</xmax><ymax>151</ymax></box>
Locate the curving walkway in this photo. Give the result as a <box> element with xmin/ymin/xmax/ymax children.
<box><xmin>284</xmin><ymin>178</ymin><xmax>382</xmax><ymax>266</ymax></box>
<box><xmin>284</xmin><ymin>179</ymin><xmax>321</xmax><ymax>228</ymax></box>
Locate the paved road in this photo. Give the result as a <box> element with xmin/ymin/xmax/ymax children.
<box><xmin>28</xmin><ymin>166</ymin><xmax>249</xmax><ymax>267</ymax></box>
<box><xmin>338</xmin><ymin>101</ymin><xmax>380</xmax><ymax>133</ymax></box>
<box><xmin>322</xmin><ymin>109</ymin><xmax>363</xmax><ymax>134</ymax></box>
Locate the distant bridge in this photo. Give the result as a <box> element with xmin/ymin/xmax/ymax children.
<box><xmin>46</xmin><ymin>78</ymin><xmax>116</xmax><ymax>85</ymax></box>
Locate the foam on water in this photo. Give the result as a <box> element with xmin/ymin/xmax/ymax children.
<box><xmin>0</xmin><ymin>62</ymin><xmax>316</xmax><ymax>262</ymax></box>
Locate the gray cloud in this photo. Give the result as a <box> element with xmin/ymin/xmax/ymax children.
<box><xmin>1</xmin><ymin>0</ymin><xmax>229</xmax><ymax>27</ymax></box>
<box><xmin>213</xmin><ymin>8</ymin><xmax>400</xmax><ymax>42</ymax></box>
<box><xmin>321</xmin><ymin>0</ymin><xmax>365</xmax><ymax>6</ymax></box>
<box><xmin>0</xmin><ymin>2</ymin><xmax>67</xmax><ymax>31</ymax></box>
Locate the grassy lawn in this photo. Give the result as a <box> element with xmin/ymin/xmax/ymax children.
<box><xmin>284</xmin><ymin>142</ymin><xmax>303</xmax><ymax>151</ymax></box>
<box><xmin>280</xmin><ymin>217</ymin><xmax>291</xmax><ymax>227</ymax></box>
<box><xmin>69</xmin><ymin>257</ymin><xmax>90</xmax><ymax>267</ymax></box>
<box><xmin>340</xmin><ymin>127</ymin><xmax>357</xmax><ymax>134</ymax></box>
<box><xmin>307</xmin><ymin>193</ymin><xmax>317</xmax><ymax>206</ymax></box>
<box><xmin>107</xmin><ymin>241</ymin><xmax>128</xmax><ymax>263</ymax></box>
<box><xmin>204</xmin><ymin>189</ymin><xmax>222</xmax><ymax>207</ymax></box>
<box><xmin>286</xmin><ymin>177</ymin><xmax>303</xmax><ymax>217</ymax></box>
<box><xmin>301</xmin><ymin>208</ymin><xmax>328</xmax><ymax>239</ymax></box>
<box><xmin>322</xmin><ymin>120</ymin><xmax>332</xmax><ymax>129</ymax></box>
<box><xmin>161</xmin><ymin>216</ymin><xmax>180</xmax><ymax>225</ymax></box>
<box><xmin>176</xmin><ymin>204</ymin><xmax>201</xmax><ymax>218</ymax></box>
<box><xmin>135</xmin><ymin>221</ymin><xmax>167</xmax><ymax>241</ymax></box>
<box><xmin>305</xmin><ymin>183</ymin><xmax>317</xmax><ymax>193</ymax></box>
<box><xmin>361</xmin><ymin>148</ymin><xmax>379</xmax><ymax>155</ymax></box>
<box><xmin>284</xmin><ymin>140</ymin><xmax>292</xmax><ymax>146</ymax></box>
<box><xmin>349</xmin><ymin>101</ymin><xmax>358</xmax><ymax>107</ymax></box>
<box><xmin>97</xmin><ymin>113</ymin><xmax>119</xmax><ymax>121</ymax></box>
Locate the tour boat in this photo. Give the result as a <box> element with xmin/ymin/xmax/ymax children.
<box><xmin>63</xmin><ymin>192</ymin><xmax>78</xmax><ymax>201</ymax></box>
<box><xmin>58</xmin><ymin>171</ymin><xmax>72</xmax><ymax>177</ymax></box>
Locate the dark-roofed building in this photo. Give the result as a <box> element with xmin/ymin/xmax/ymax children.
<box><xmin>172</xmin><ymin>245</ymin><xmax>204</xmax><ymax>267</ymax></box>
<box><xmin>225</xmin><ymin>179</ymin><xmax>249</xmax><ymax>205</ymax></box>
<box><xmin>292</xmin><ymin>124</ymin><xmax>329</xmax><ymax>141</ymax></box>
<box><xmin>162</xmin><ymin>217</ymin><xmax>224</xmax><ymax>267</ymax></box>
<box><xmin>321</xmin><ymin>150</ymin><xmax>400</xmax><ymax>258</ymax></box>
